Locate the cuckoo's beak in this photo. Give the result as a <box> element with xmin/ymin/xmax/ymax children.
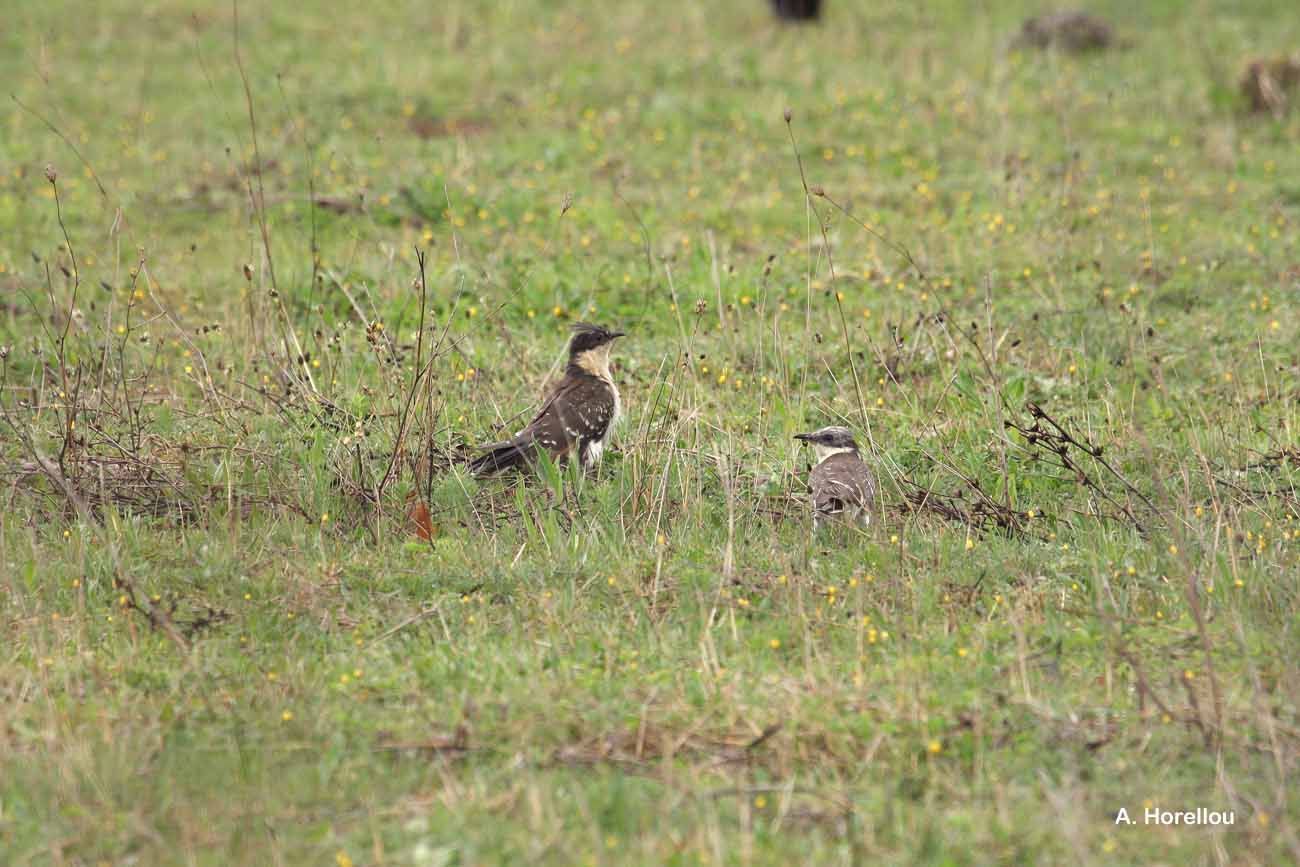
<box><xmin>608</xmin><ymin>330</ymin><xmax>627</xmax><ymax>339</ymax></box>
<box><xmin>793</xmin><ymin>432</ymin><xmax>813</xmax><ymax>442</ymax></box>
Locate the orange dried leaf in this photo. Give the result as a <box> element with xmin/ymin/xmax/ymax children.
<box><xmin>407</xmin><ymin>499</ymin><xmax>435</xmax><ymax>541</ymax></box>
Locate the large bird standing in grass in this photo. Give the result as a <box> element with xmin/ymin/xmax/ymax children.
<box><xmin>795</xmin><ymin>426</ymin><xmax>876</xmax><ymax>529</ymax></box>
<box><xmin>470</xmin><ymin>323</ymin><xmax>625</xmax><ymax>477</ymax></box>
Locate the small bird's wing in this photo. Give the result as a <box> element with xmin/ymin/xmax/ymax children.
<box><xmin>809</xmin><ymin>453</ymin><xmax>875</xmax><ymax>521</ymax></box>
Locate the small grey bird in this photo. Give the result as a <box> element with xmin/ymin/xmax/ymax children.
<box><xmin>470</xmin><ymin>323</ymin><xmax>625</xmax><ymax>476</ymax></box>
<box><xmin>794</xmin><ymin>426</ymin><xmax>876</xmax><ymax>529</ymax></box>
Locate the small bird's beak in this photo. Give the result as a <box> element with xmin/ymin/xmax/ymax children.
<box><xmin>609</xmin><ymin>330</ymin><xmax>627</xmax><ymax>339</ymax></box>
<box><xmin>793</xmin><ymin>432</ymin><xmax>812</xmax><ymax>442</ymax></box>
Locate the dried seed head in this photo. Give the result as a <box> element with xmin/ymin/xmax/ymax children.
<box><xmin>242</xmin><ymin>263</ymin><xmax>254</xmax><ymax>282</ymax></box>
<box><xmin>783</xmin><ymin>108</ymin><xmax>793</xmax><ymax>123</ymax></box>
<box><xmin>811</xmin><ymin>185</ymin><xmax>825</xmax><ymax>197</ymax></box>
<box><xmin>44</xmin><ymin>164</ymin><xmax>58</xmax><ymax>184</ymax></box>
<box><xmin>694</xmin><ymin>299</ymin><xmax>708</xmax><ymax>315</ymax></box>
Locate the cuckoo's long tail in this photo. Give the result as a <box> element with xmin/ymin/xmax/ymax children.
<box><xmin>469</xmin><ymin>435</ymin><xmax>535</xmax><ymax>477</ymax></box>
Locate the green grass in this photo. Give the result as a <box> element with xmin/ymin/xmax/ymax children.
<box><xmin>2</xmin><ymin>0</ymin><xmax>1299</xmax><ymax>864</ymax></box>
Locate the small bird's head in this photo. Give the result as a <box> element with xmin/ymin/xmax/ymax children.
<box><xmin>568</xmin><ymin>322</ymin><xmax>625</xmax><ymax>376</ymax></box>
<box><xmin>795</xmin><ymin>425</ymin><xmax>859</xmax><ymax>460</ymax></box>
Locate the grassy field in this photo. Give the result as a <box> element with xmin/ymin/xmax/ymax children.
<box><xmin>3</xmin><ymin>0</ymin><xmax>1299</xmax><ymax>863</ymax></box>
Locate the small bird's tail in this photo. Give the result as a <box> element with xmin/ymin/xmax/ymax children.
<box><xmin>469</xmin><ymin>435</ymin><xmax>534</xmax><ymax>477</ymax></box>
